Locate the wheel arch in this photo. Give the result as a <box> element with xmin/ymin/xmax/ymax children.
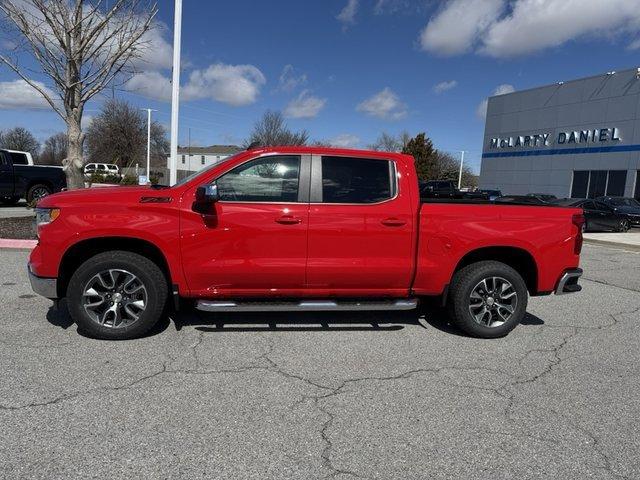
<box><xmin>57</xmin><ymin>236</ymin><xmax>173</xmax><ymax>298</ymax></box>
<box><xmin>453</xmin><ymin>246</ymin><xmax>539</xmax><ymax>295</ymax></box>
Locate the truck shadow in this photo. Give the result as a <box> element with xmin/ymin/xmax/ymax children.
<box><xmin>45</xmin><ymin>301</ymin><xmax>545</xmax><ymax>339</ymax></box>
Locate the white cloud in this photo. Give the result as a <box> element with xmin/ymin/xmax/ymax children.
<box><xmin>329</xmin><ymin>133</ymin><xmax>360</xmax><ymax>148</ymax></box>
<box><xmin>356</xmin><ymin>88</ymin><xmax>407</xmax><ymax>120</ymax></box>
<box><xmin>481</xmin><ymin>0</ymin><xmax>640</xmax><ymax>57</ymax></box>
<box><xmin>337</xmin><ymin>0</ymin><xmax>359</xmax><ymax>29</ymax></box>
<box><xmin>127</xmin><ymin>63</ymin><xmax>266</xmax><ymax>106</ymax></box>
<box><xmin>433</xmin><ymin>80</ymin><xmax>458</xmax><ymax>94</ymax></box>
<box><xmin>284</xmin><ymin>90</ymin><xmax>326</xmax><ymax>118</ymax></box>
<box><xmin>476</xmin><ymin>84</ymin><xmax>515</xmax><ymax>119</ymax></box>
<box><xmin>125</xmin><ymin>71</ymin><xmax>172</xmax><ymax>101</ymax></box>
<box><xmin>420</xmin><ymin>0</ymin><xmax>640</xmax><ymax>58</ymax></box>
<box><xmin>0</xmin><ymin>79</ymin><xmax>56</xmax><ymax>110</ymax></box>
<box><xmin>183</xmin><ymin>64</ymin><xmax>266</xmax><ymax>106</ymax></box>
<box><xmin>278</xmin><ymin>64</ymin><xmax>307</xmax><ymax>92</ymax></box>
<box><xmin>420</xmin><ymin>0</ymin><xmax>504</xmax><ymax>55</ymax></box>
<box><xmin>134</xmin><ymin>22</ymin><xmax>173</xmax><ymax>70</ymax></box>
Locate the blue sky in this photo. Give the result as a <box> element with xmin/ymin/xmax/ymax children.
<box><xmin>2</xmin><ymin>0</ymin><xmax>640</xmax><ymax>173</ymax></box>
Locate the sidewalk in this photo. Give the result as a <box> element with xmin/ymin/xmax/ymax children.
<box><xmin>584</xmin><ymin>229</ymin><xmax>640</xmax><ymax>252</ymax></box>
<box><xmin>0</xmin><ymin>202</ymin><xmax>33</xmax><ymax>219</ymax></box>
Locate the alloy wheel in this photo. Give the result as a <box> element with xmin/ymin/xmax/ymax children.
<box><xmin>82</xmin><ymin>269</ymin><xmax>148</xmax><ymax>328</ymax></box>
<box><xmin>468</xmin><ymin>276</ymin><xmax>518</xmax><ymax>328</ymax></box>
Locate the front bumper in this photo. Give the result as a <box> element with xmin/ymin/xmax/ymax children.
<box><xmin>554</xmin><ymin>268</ymin><xmax>583</xmax><ymax>295</ymax></box>
<box><xmin>28</xmin><ymin>264</ymin><xmax>58</xmax><ymax>299</ymax></box>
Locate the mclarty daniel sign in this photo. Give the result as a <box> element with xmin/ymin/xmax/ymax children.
<box><xmin>490</xmin><ymin>127</ymin><xmax>621</xmax><ymax>149</ymax></box>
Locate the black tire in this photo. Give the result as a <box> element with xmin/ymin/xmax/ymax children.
<box><xmin>618</xmin><ymin>219</ymin><xmax>630</xmax><ymax>233</ymax></box>
<box><xmin>0</xmin><ymin>196</ymin><xmax>20</xmax><ymax>206</ymax></box>
<box><xmin>447</xmin><ymin>261</ymin><xmax>528</xmax><ymax>338</ymax></box>
<box><xmin>66</xmin><ymin>251</ymin><xmax>168</xmax><ymax>340</ymax></box>
<box><xmin>26</xmin><ymin>183</ymin><xmax>52</xmax><ymax>204</ymax></box>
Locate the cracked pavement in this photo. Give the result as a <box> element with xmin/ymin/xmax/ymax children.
<box><xmin>1</xmin><ymin>244</ymin><xmax>639</xmax><ymax>479</ymax></box>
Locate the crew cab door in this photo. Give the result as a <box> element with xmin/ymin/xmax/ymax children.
<box><xmin>305</xmin><ymin>155</ymin><xmax>415</xmax><ymax>296</ymax></box>
<box><xmin>0</xmin><ymin>151</ymin><xmax>14</xmax><ymax>197</ymax></box>
<box><xmin>180</xmin><ymin>154</ymin><xmax>311</xmax><ymax>297</ymax></box>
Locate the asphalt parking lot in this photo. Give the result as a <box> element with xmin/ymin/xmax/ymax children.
<box><xmin>1</xmin><ymin>245</ymin><xmax>639</xmax><ymax>479</ymax></box>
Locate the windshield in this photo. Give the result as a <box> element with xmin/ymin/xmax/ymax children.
<box><xmin>173</xmin><ymin>152</ymin><xmax>244</xmax><ymax>187</ymax></box>
<box><xmin>608</xmin><ymin>198</ymin><xmax>639</xmax><ymax>207</ymax></box>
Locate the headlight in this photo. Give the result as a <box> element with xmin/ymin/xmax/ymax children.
<box><xmin>35</xmin><ymin>208</ymin><xmax>60</xmax><ymax>227</ymax></box>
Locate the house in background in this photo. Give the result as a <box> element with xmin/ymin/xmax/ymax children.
<box><xmin>166</xmin><ymin>145</ymin><xmax>242</xmax><ymax>173</ymax></box>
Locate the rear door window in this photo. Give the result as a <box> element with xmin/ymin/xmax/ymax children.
<box><xmin>9</xmin><ymin>152</ymin><xmax>28</xmax><ymax>165</ymax></box>
<box><xmin>320</xmin><ymin>156</ymin><xmax>395</xmax><ymax>204</ymax></box>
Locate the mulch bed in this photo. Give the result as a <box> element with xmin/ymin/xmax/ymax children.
<box><xmin>0</xmin><ymin>217</ymin><xmax>37</xmax><ymax>240</ymax></box>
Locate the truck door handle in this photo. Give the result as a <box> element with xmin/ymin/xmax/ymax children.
<box><xmin>381</xmin><ymin>217</ymin><xmax>406</xmax><ymax>227</ymax></box>
<box><xmin>275</xmin><ymin>215</ymin><xmax>302</xmax><ymax>225</ymax></box>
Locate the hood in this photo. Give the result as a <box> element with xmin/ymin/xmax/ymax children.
<box><xmin>37</xmin><ymin>185</ymin><xmax>172</xmax><ymax>208</ymax></box>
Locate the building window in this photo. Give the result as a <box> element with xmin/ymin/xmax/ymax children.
<box><xmin>635</xmin><ymin>171</ymin><xmax>640</xmax><ymax>200</ymax></box>
<box><xmin>201</xmin><ymin>155</ymin><xmax>205</xmax><ymax>165</ymax></box>
<box><xmin>571</xmin><ymin>170</ymin><xmax>627</xmax><ymax>198</ymax></box>
<box><xmin>181</xmin><ymin>155</ymin><xmax>185</xmax><ymax>164</ymax></box>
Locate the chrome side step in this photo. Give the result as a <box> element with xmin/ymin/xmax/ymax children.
<box><xmin>195</xmin><ymin>298</ymin><xmax>418</xmax><ymax>312</ymax></box>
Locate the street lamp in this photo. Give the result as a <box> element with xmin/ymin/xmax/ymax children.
<box><xmin>169</xmin><ymin>0</ymin><xmax>182</xmax><ymax>185</ymax></box>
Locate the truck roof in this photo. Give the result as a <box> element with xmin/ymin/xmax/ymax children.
<box><xmin>244</xmin><ymin>145</ymin><xmax>411</xmax><ymax>160</ymax></box>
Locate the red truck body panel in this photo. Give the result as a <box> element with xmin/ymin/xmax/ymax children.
<box><xmin>31</xmin><ymin>147</ymin><xmax>582</xmax><ymax>300</ymax></box>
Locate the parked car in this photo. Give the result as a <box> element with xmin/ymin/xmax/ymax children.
<box><xmin>29</xmin><ymin>147</ymin><xmax>584</xmax><ymax>340</ymax></box>
<box><xmin>494</xmin><ymin>195</ymin><xmax>548</xmax><ymax>205</ymax></box>
<box><xmin>420</xmin><ymin>180</ymin><xmax>461</xmax><ymax>198</ymax></box>
<box><xmin>84</xmin><ymin>163</ymin><xmax>121</xmax><ymax>178</ymax></box>
<box><xmin>596</xmin><ymin>196</ymin><xmax>640</xmax><ymax>228</ymax></box>
<box><xmin>479</xmin><ymin>189</ymin><xmax>502</xmax><ymax>201</ymax></box>
<box><xmin>526</xmin><ymin>193</ymin><xmax>557</xmax><ymax>203</ymax></box>
<box><xmin>0</xmin><ymin>149</ymin><xmax>66</xmax><ymax>204</ymax></box>
<box><xmin>553</xmin><ymin>198</ymin><xmax>629</xmax><ymax>232</ymax></box>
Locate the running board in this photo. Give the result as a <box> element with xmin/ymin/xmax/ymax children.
<box><xmin>195</xmin><ymin>298</ymin><xmax>418</xmax><ymax>312</ymax></box>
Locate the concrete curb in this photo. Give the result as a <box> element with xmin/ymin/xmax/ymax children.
<box><xmin>0</xmin><ymin>239</ymin><xmax>37</xmax><ymax>250</ymax></box>
<box><xmin>584</xmin><ymin>238</ymin><xmax>640</xmax><ymax>252</ymax></box>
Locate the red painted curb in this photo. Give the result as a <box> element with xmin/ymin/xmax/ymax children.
<box><xmin>0</xmin><ymin>238</ymin><xmax>38</xmax><ymax>249</ymax></box>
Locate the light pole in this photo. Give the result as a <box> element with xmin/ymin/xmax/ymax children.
<box><xmin>169</xmin><ymin>0</ymin><xmax>183</xmax><ymax>185</ymax></box>
<box><xmin>457</xmin><ymin>150</ymin><xmax>466</xmax><ymax>190</ymax></box>
<box><xmin>142</xmin><ymin>108</ymin><xmax>156</xmax><ymax>182</ymax></box>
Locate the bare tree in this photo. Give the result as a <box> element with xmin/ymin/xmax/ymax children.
<box><xmin>0</xmin><ymin>0</ymin><xmax>157</xmax><ymax>188</ymax></box>
<box><xmin>86</xmin><ymin>99</ymin><xmax>167</xmax><ymax>168</ymax></box>
<box><xmin>0</xmin><ymin>126</ymin><xmax>40</xmax><ymax>155</ymax></box>
<box><xmin>368</xmin><ymin>131</ymin><xmax>411</xmax><ymax>152</ymax></box>
<box><xmin>39</xmin><ymin>132</ymin><xmax>68</xmax><ymax>165</ymax></box>
<box><xmin>245</xmin><ymin>110</ymin><xmax>309</xmax><ymax>147</ymax></box>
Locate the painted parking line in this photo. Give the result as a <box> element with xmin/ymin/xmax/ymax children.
<box><xmin>0</xmin><ymin>239</ymin><xmax>37</xmax><ymax>250</ymax></box>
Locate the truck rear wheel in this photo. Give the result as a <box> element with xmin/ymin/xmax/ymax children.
<box><xmin>66</xmin><ymin>251</ymin><xmax>168</xmax><ymax>340</ymax></box>
<box><xmin>448</xmin><ymin>261</ymin><xmax>528</xmax><ymax>338</ymax></box>
<box><xmin>26</xmin><ymin>183</ymin><xmax>51</xmax><ymax>204</ymax></box>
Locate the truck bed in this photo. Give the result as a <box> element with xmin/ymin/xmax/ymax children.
<box><xmin>412</xmin><ymin>202</ymin><xmax>582</xmax><ymax>296</ymax></box>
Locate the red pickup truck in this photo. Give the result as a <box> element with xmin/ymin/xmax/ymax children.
<box><xmin>29</xmin><ymin>147</ymin><xmax>584</xmax><ymax>340</ymax></box>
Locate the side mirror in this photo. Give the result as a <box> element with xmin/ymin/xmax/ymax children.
<box><xmin>192</xmin><ymin>183</ymin><xmax>219</xmax><ymax>214</ymax></box>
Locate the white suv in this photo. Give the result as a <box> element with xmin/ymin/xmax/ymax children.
<box><xmin>84</xmin><ymin>163</ymin><xmax>121</xmax><ymax>177</ymax></box>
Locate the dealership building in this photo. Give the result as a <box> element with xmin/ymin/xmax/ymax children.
<box><xmin>479</xmin><ymin>67</ymin><xmax>640</xmax><ymax>200</ymax></box>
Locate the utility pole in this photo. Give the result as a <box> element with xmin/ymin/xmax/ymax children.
<box><xmin>169</xmin><ymin>0</ymin><xmax>183</xmax><ymax>185</ymax></box>
<box><xmin>457</xmin><ymin>150</ymin><xmax>466</xmax><ymax>189</ymax></box>
<box><xmin>142</xmin><ymin>108</ymin><xmax>156</xmax><ymax>181</ymax></box>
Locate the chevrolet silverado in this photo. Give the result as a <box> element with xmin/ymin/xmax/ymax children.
<box><xmin>29</xmin><ymin>147</ymin><xmax>584</xmax><ymax>340</ymax></box>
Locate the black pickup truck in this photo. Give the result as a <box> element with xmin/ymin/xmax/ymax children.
<box><xmin>0</xmin><ymin>149</ymin><xmax>66</xmax><ymax>204</ymax></box>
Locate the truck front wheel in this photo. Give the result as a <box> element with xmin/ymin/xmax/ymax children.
<box><xmin>66</xmin><ymin>251</ymin><xmax>168</xmax><ymax>340</ymax></box>
<box><xmin>448</xmin><ymin>261</ymin><xmax>528</xmax><ymax>338</ymax></box>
